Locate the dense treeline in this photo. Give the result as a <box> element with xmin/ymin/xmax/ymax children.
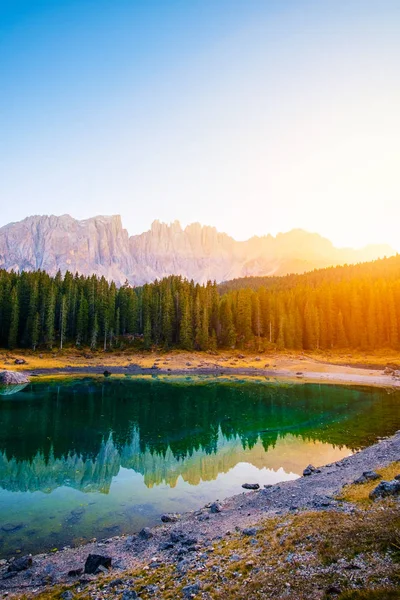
<box><xmin>1</xmin><ymin>254</ymin><xmax>400</xmax><ymax>351</ymax></box>
<box><xmin>218</xmin><ymin>254</ymin><xmax>400</xmax><ymax>293</ymax></box>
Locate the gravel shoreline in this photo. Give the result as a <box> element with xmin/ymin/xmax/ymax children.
<box><xmin>23</xmin><ymin>363</ymin><xmax>400</xmax><ymax>389</ymax></box>
<box><xmin>1</xmin><ymin>430</ymin><xmax>399</xmax><ymax>598</ymax></box>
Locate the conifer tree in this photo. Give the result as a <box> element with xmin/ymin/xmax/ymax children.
<box><xmin>59</xmin><ymin>294</ymin><xmax>68</xmax><ymax>349</ymax></box>
<box><xmin>45</xmin><ymin>284</ymin><xmax>56</xmax><ymax>349</ymax></box>
<box><xmin>31</xmin><ymin>312</ymin><xmax>40</xmax><ymax>351</ymax></box>
<box><xmin>8</xmin><ymin>286</ymin><xmax>19</xmax><ymax>349</ymax></box>
<box><xmin>179</xmin><ymin>292</ymin><xmax>193</xmax><ymax>350</ymax></box>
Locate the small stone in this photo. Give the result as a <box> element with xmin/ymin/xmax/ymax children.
<box><xmin>210</xmin><ymin>502</ymin><xmax>222</xmax><ymax>513</ymax></box>
<box><xmin>326</xmin><ymin>585</ymin><xmax>342</xmax><ymax>595</ymax></box>
<box><xmin>138</xmin><ymin>527</ymin><xmax>153</xmax><ymax>540</ymax></box>
<box><xmin>8</xmin><ymin>555</ymin><xmax>32</xmax><ymax>572</ymax></box>
<box><xmin>170</xmin><ymin>531</ymin><xmax>185</xmax><ymax>543</ymax></box>
<box><xmin>303</xmin><ymin>464</ymin><xmax>316</xmax><ymax>476</ymax></box>
<box><xmin>96</xmin><ymin>564</ymin><xmax>109</xmax><ymax>574</ymax></box>
<box><xmin>160</xmin><ymin>541</ymin><xmax>174</xmax><ymax>550</ymax></box>
<box><xmin>182</xmin><ymin>536</ymin><xmax>198</xmax><ymax>546</ymax></box>
<box><xmin>108</xmin><ymin>577</ymin><xmax>124</xmax><ymax>587</ymax></box>
<box><xmin>242</xmin><ymin>527</ymin><xmax>258</xmax><ymax>536</ymax></box>
<box><xmin>161</xmin><ymin>513</ymin><xmax>180</xmax><ymax>523</ymax></box>
<box><xmin>103</xmin><ymin>370</ymin><xmax>112</xmax><ymax>377</ymax></box>
<box><xmin>2</xmin><ymin>572</ymin><xmax>18</xmax><ymax>580</ymax></box>
<box><xmin>84</xmin><ymin>554</ymin><xmax>112</xmax><ymax>574</ymax></box>
<box><xmin>121</xmin><ymin>591</ymin><xmax>138</xmax><ymax>600</ymax></box>
<box><xmin>182</xmin><ymin>582</ymin><xmax>201</xmax><ymax>597</ymax></box>
<box><xmin>61</xmin><ymin>592</ymin><xmax>75</xmax><ymax>600</ymax></box>
<box><xmin>68</xmin><ymin>568</ymin><xmax>83</xmax><ymax>577</ymax></box>
<box><xmin>242</xmin><ymin>483</ymin><xmax>260</xmax><ymax>490</ymax></box>
<box><xmin>354</xmin><ymin>470</ymin><xmax>382</xmax><ymax>484</ymax></box>
<box><xmin>146</xmin><ymin>584</ymin><xmax>159</xmax><ymax>594</ymax></box>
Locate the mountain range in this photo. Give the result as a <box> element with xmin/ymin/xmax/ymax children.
<box><xmin>0</xmin><ymin>214</ymin><xmax>394</xmax><ymax>285</ymax></box>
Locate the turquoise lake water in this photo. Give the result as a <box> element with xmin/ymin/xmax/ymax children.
<box><xmin>0</xmin><ymin>376</ymin><xmax>399</xmax><ymax>557</ymax></box>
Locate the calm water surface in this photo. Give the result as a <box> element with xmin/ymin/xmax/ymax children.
<box><xmin>0</xmin><ymin>376</ymin><xmax>399</xmax><ymax>557</ymax></box>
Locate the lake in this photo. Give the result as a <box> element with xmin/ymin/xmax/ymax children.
<box><xmin>0</xmin><ymin>376</ymin><xmax>399</xmax><ymax>558</ymax></box>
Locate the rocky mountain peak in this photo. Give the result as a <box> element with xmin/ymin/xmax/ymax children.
<box><xmin>0</xmin><ymin>214</ymin><xmax>395</xmax><ymax>285</ymax></box>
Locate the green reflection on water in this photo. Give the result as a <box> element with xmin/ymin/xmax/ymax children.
<box><xmin>0</xmin><ymin>377</ymin><xmax>398</xmax><ymax>557</ymax></box>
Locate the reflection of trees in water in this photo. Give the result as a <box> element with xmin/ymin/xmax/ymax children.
<box><xmin>0</xmin><ymin>379</ymin><xmax>398</xmax><ymax>493</ymax></box>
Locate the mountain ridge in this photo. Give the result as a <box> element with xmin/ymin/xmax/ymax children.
<box><xmin>0</xmin><ymin>214</ymin><xmax>394</xmax><ymax>285</ymax></box>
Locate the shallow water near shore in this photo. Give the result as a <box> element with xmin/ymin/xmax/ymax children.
<box><xmin>0</xmin><ymin>377</ymin><xmax>399</xmax><ymax>558</ymax></box>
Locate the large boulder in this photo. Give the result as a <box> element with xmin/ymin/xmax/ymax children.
<box><xmin>369</xmin><ymin>479</ymin><xmax>400</xmax><ymax>499</ymax></box>
<box><xmin>84</xmin><ymin>554</ymin><xmax>112</xmax><ymax>574</ymax></box>
<box><xmin>0</xmin><ymin>371</ymin><xmax>30</xmax><ymax>385</ymax></box>
<box><xmin>354</xmin><ymin>470</ymin><xmax>382</xmax><ymax>484</ymax></box>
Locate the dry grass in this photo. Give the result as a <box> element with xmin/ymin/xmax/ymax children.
<box><xmin>339</xmin><ymin>461</ymin><xmax>400</xmax><ymax>504</ymax></box>
<box><xmin>23</xmin><ymin>494</ymin><xmax>400</xmax><ymax>600</ymax></box>
<box><xmin>338</xmin><ymin>590</ymin><xmax>400</xmax><ymax>600</ymax></box>
<box><xmin>3</xmin><ymin>347</ymin><xmax>400</xmax><ymax>376</ymax></box>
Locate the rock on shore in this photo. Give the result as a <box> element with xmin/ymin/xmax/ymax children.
<box><xmin>0</xmin><ymin>370</ymin><xmax>30</xmax><ymax>385</ymax></box>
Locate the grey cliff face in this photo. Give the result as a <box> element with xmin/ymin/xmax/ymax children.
<box><xmin>0</xmin><ymin>214</ymin><xmax>394</xmax><ymax>285</ymax></box>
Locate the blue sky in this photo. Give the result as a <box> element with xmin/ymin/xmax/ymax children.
<box><xmin>1</xmin><ymin>0</ymin><xmax>400</xmax><ymax>249</ymax></box>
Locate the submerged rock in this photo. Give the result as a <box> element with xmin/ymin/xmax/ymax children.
<box><xmin>0</xmin><ymin>383</ymin><xmax>28</xmax><ymax>396</ymax></box>
<box><xmin>1</xmin><ymin>522</ymin><xmax>24</xmax><ymax>533</ymax></box>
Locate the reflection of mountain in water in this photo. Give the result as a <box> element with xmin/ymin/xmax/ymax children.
<box><xmin>0</xmin><ymin>379</ymin><xmax>398</xmax><ymax>494</ymax></box>
<box><xmin>0</xmin><ymin>429</ymin><xmax>351</xmax><ymax>493</ymax></box>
